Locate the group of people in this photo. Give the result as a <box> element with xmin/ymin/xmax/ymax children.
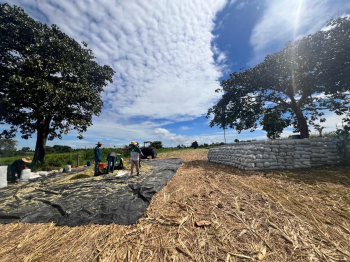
<box><xmin>94</xmin><ymin>141</ymin><xmax>143</xmax><ymax>176</ymax></box>
<box><xmin>8</xmin><ymin>141</ymin><xmax>144</xmax><ymax>181</ymax></box>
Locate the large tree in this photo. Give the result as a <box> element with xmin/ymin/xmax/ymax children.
<box><xmin>207</xmin><ymin>17</ymin><xmax>350</xmax><ymax>139</ymax></box>
<box><xmin>0</xmin><ymin>4</ymin><xmax>115</xmax><ymax>162</ymax></box>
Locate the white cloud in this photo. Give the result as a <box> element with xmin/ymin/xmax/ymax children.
<box><xmin>249</xmin><ymin>0</ymin><xmax>350</xmax><ymax>65</ymax></box>
<box><xmin>229</xmin><ymin>0</ymin><xmax>238</xmax><ymax>7</ymax></box>
<box><xmin>180</xmin><ymin>126</ymin><xmax>190</xmax><ymax>130</ymax></box>
<box><xmin>154</xmin><ymin>127</ymin><xmax>226</xmax><ymax>146</ymax></box>
<box><xmin>236</xmin><ymin>2</ymin><xmax>247</xmax><ymax>10</ymax></box>
<box><xmin>5</xmin><ymin>0</ymin><xmax>231</xmax><ymax>148</ymax></box>
<box><xmin>217</xmin><ymin>52</ymin><xmax>227</xmax><ymax>63</ymax></box>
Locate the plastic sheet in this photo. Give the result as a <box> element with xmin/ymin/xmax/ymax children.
<box><xmin>0</xmin><ymin>159</ymin><xmax>183</xmax><ymax>226</ymax></box>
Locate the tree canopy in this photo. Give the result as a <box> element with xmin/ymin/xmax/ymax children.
<box><xmin>191</xmin><ymin>141</ymin><xmax>198</xmax><ymax>149</ymax></box>
<box><xmin>21</xmin><ymin>147</ymin><xmax>31</xmax><ymax>152</ymax></box>
<box><xmin>0</xmin><ymin>4</ymin><xmax>115</xmax><ymax>162</ymax></box>
<box><xmin>0</xmin><ymin>138</ymin><xmax>17</xmax><ymax>152</ymax></box>
<box><xmin>151</xmin><ymin>141</ymin><xmax>163</xmax><ymax>149</ymax></box>
<box><xmin>207</xmin><ymin>16</ymin><xmax>350</xmax><ymax>139</ymax></box>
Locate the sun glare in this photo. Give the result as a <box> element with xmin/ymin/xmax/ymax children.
<box><xmin>293</xmin><ymin>0</ymin><xmax>304</xmax><ymax>40</ymax></box>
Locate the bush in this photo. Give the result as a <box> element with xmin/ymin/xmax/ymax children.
<box><xmin>335</xmin><ymin>125</ymin><xmax>350</xmax><ymax>165</ymax></box>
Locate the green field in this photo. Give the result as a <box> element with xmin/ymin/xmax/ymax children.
<box><xmin>0</xmin><ymin>147</ymin><xmax>196</xmax><ymax>171</ymax></box>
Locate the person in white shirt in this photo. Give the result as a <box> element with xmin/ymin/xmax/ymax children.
<box><xmin>128</xmin><ymin>141</ymin><xmax>141</xmax><ymax>176</ymax></box>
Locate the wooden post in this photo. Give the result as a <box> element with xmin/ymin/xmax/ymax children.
<box><xmin>77</xmin><ymin>152</ymin><xmax>79</xmax><ymax>168</ymax></box>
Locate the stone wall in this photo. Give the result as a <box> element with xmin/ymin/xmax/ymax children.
<box><xmin>207</xmin><ymin>137</ymin><xmax>339</xmax><ymax>171</ymax></box>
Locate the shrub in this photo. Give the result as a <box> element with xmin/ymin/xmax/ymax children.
<box><xmin>335</xmin><ymin>125</ymin><xmax>350</xmax><ymax>165</ymax></box>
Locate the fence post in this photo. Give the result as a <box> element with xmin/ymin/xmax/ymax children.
<box><xmin>77</xmin><ymin>152</ymin><xmax>79</xmax><ymax>168</ymax></box>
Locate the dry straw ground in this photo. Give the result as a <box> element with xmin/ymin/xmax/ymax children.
<box><xmin>0</xmin><ymin>149</ymin><xmax>349</xmax><ymax>261</ymax></box>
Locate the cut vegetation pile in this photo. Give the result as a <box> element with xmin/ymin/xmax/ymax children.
<box><xmin>0</xmin><ymin>149</ymin><xmax>349</xmax><ymax>261</ymax></box>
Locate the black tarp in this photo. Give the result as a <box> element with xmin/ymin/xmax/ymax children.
<box><xmin>0</xmin><ymin>158</ymin><xmax>183</xmax><ymax>226</ymax></box>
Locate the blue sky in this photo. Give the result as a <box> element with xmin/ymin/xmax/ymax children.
<box><xmin>2</xmin><ymin>0</ymin><xmax>350</xmax><ymax>149</ymax></box>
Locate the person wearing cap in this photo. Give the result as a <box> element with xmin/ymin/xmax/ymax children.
<box><xmin>129</xmin><ymin>141</ymin><xmax>141</xmax><ymax>176</ymax></box>
<box><xmin>9</xmin><ymin>157</ymin><xmax>32</xmax><ymax>182</ymax></box>
<box><xmin>94</xmin><ymin>141</ymin><xmax>102</xmax><ymax>176</ymax></box>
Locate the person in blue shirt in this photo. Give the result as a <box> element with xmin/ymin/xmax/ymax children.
<box><xmin>94</xmin><ymin>141</ymin><xmax>102</xmax><ymax>176</ymax></box>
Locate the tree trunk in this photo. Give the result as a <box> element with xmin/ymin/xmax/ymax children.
<box><xmin>294</xmin><ymin>107</ymin><xmax>309</xmax><ymax>139</ymax></box>
<box><xmin>33</xmin><ymin>117</ymin><xmax>51</xmax><ymax>163</ymax></box>
<box><xmin>289</xmin><ymin>95</ymin><xmax>309</xmax><ymax>139</ymax></box>
<box><xmin>224</xmin><ymin>127</ymin><xmax>226</xmax><ymax>144</ymax></box>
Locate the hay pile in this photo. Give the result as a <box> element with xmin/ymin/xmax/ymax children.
<box><xmin>0</xmin><ymin>149</ymin><xmax>349</xmax><ymax>261</ymax></box>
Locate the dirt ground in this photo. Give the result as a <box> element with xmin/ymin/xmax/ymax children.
<box><xmin>0</xmin><ymin>149</ymin><xmax>349</xmax><ymax>261</ymax></box>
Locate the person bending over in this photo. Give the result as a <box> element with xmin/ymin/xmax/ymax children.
<box><xmin>106</xmin><ymin>151</ymin><xmax>117</xmax><ymax>173</ymax></box>
<box><xmin>9</xmin><ymin>157</ymin><xmax>32</xmax><ymax>182</ymax></box>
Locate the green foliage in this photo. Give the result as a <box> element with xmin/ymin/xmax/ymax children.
<box><xmin>0</xmin><ymin>147</ymin><xmax>194</xmax><ymax>171</ymax></box>
<box><xmin>52</xmin><ymin>145</ymin><xmax>72</xmax><ymax>153</ymax></box>
<box><xmin>335</xmin><ymin>119</ymin><xmax>350</xmax><ymax>165</ymax></box>
<box><xmin>0</xmin><ymin>147</ymin><xmax>125</xmax><ymax>171</ymax></box>
<box><xmin>207</xmin><ymin>16</ymin><xmax>350</xmax><ymax>139</ymax></box>
<box><xmin>0</xmin><ymin>138</ymin><xmax>17</xmax><ymax>156</ymax></box>
<box><xmin>151</xmin><ymin>141</ymin><xmax>163</xmax><ymax>149</ymax></box>
<box><xmin>309</xmin><ymin>131</ymin><xmax>337</xmax><ymax>139</ymax></box>
<box><xmin>191</xmin><ymin>141</ymin><xmax>198</xmax><ymax>149</ymax></box>
<box><xmin>0</xmin><ymin>4</ymin><xmax>115</xmax><ymax>162</ymax></box>
<box><xmin>45</xmin><ymin>146</ymin><xmax>55</xmax><ymax>154</ymax></box>
<box><xmin>261</xmin><ymin>110</ymin><xmax>292</xmax><ymax>139</ymax></box>
<box><xmin>21</xmin><ymin>147</ymin><xmax>31</xmax><ymax>152</ymax></box>
<box><xmin>314</xmin><ymin>125</ymin><xmax>326</xmax><ymax>137</ymax></box>
<box><xmin>234</xmin><ymin>139</ymin><xmax>239</xmax><ymax>143</ymax></box>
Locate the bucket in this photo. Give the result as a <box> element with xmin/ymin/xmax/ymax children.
<box><xmin>87</xmin><ymin>161</ymin><xmax>91</xmax><ymax>166</ymax></box>
<box><xmin>98</xmin><ymin>163</ymin><xmax>104</xmax><ymax>168</ymax></box>
<box><xmin>20</xmin><ymin>169</ymin><xmax>31</xmax><ymax>182</ymax></box>
<box><xmin>0</xmin><ymin>166</ymin><xmax>8</xmax><ymax>188</ymax></box>
<box><xmin>66</xmin><ymin>165</ymin><xmax>71</xmax><ymax>172</ymax></box>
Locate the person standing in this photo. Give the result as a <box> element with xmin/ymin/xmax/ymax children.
<box><xmin>129</xmin><ymin>141</ymin><xmax>141</xmax><ymax>176</ymax></box>
<box><xmin>94</xmin><ymin>141</ymin><xmax>102</xmax><ymax>176</ymax></box>
<box><xmin>9</xmin><ymin>157</ymin><xmax>32</xmax><ymax>182</ymax></box>
<box><xmin>106</xmin><ymin>151</ymin><xmax>117</xmax><ymax>173</ymax></box>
